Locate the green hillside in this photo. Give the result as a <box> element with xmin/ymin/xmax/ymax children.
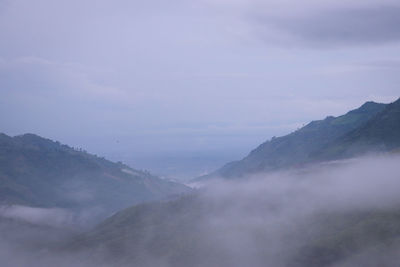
<box><xmin>313</xmin><ymin>97</ymin><xmax>400</xmax><ymax>160</ymax></box>
<box><xmin>0</xmin><ymin>133</ymin><xmax>190</xmax><ymax>214</ymax></box>
<box><xmin>197</xmin><ymin>101</ymin><xmax>387</xmax><ymax>180</ymax></box>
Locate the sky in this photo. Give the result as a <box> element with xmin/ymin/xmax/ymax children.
<box><xmin>0</xmin><ymin>0</ymin><xmax>399</xmax><ymax>179</ymax></box>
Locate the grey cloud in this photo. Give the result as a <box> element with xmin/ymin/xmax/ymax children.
<box><xmin>0</xmin><ymin>0</ymin><xmax>399</xmax><ymax>177</ymax></box>
<box><xmin>0</xmin><ymin>0</ymin><xmax>9</xmax><ymax>12</ymax></box>
<box><xmin>261</xmin><ymin>5</ymin><xmax>400</xmax><ymax>47</ymax></box>
<box><xmin>363</xmin><ymin>59</ymin><xmax>400</xmax><ymax>69</ymax></box>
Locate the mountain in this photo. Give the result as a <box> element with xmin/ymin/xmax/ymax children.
<box><xmin>197</xmin><ymin>101</ymin><xmax>387</xmax><ymax>180</ymax></box>
<box><xmin>0</xmin><ymin>133</ymin><xmax>190</xmax><ymax>215</ymax></box>
<box><xmin>313</xmin><ymin>97</ymin><xmax>400</xmax><ymax>160</ymax></box>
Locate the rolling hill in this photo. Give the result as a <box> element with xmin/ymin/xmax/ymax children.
<box><xmin>0</xmin><ymin>133</ymin><xmax>190</xmax><ymax>216</ymax></box>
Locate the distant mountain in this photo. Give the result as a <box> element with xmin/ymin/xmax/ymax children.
<box><xmin>0</xmin><ymin>133</ymin><xmax>190</xmax><ymax>215</ymax></box>
<box><xmin>196</xmin><ymin>100</ymin><xmax>388</xmax><ymax>181</ymax></box>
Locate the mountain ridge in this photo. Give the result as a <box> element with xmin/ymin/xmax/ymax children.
<box><xmin>196</xmin><ymin>99</ymin><xmax>395</xmax><ymax>181</ymax></box>
<box><xmin>313</xmin><ymin>97</ymin><xmax>400</xmax><ymax>160</ymax></box>
<box><xmin>0</xmin><ymin>132</ymin><xmax>191</xmax><ymax>216</ymax></box>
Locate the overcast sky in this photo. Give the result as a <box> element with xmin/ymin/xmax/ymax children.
<box><xmin>1</xmin><ymin>0</ymin><xmax>399</xmax><ymax>178</ymax></box>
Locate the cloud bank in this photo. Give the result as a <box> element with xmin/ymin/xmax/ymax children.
<box><xmin>1</xmin><ymin>155</ymin><xmax>400</xmax><ymax>266</ymax></box>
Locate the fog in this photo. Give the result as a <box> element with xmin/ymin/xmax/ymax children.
<box><xmin>0</xmin><ymin>205</ymin><xmax>107</xmax><ymax>229</ymax></box>
<box><xmin>1</xmin><ymin>155</ymin><xmax>400</xmax><ymax>266</ymax></box>
<box><xmin>0</xmin><ymin>205</ymin><xmax>77</xmax><ymax>227</ymax></box>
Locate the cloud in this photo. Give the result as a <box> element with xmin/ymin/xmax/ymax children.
<box><xmin>78</xmin><ymin>155</ymin><xmax>400</xmax><ymax>266</ymax></box>
<box><xmin>1</xmin><ymin>155</ymin><xmax>400</xmax><ymax>267</ymax></box>
<box><xmin>0</xmin><ymin>205</ymin><xmax>75</xmax><ymax>227</ymax></box>
<box><xmin>1</xmin><ymin>0</ymin><xmax>399</xmax><ymax>177</ymax></box>
<box><xmin>264</xmin><ymin>5</ymin><xmax>400</xmax><ymax>47</ymax></box>
<box><xmin>0</xmin><ymin>204</ymin><xmax>109</xmax><ymax>231</ymax></box>
<box><xmin>206</xmin><ymin>0</ymin><xmax>400</xmax><ymax>48</ymax></box>
<box><xmin>0</xmin><ymin>56</ymin><xmax>123</xmax><ymax>98</ymax></box>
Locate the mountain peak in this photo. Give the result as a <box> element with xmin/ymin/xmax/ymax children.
<box><xmin>198</xmin><ymin>99</ymin><xmax>391</xmax><ymax>180</ymax></box>
<box><xmin>362</xmin><ymin>100</ymin><xmax>379</xmax><ymax>106</ymax></box>
<box><xmin>354</xmin><ymin>101</ymin><xmax>385</xmax><ymax>113</ymax></box>
<box><xmin>314</xmin><ymin>97</ymin><xmax>400</xmax><ymax>159</ymax></box>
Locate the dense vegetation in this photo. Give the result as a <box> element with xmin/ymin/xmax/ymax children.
<box><xmin>198</xmin><ymin>98</ymin><xmax>399</xmax><ymax>180</ymax></box>
<box><xmin>0</xmin><ymin>133</ymin><xmax>190</xmax><ymax>215</ymax></box>
<box><xmin>314</xmin><ymin>98</ymin><xmax>400</xmax><ymax>160</ymax></box>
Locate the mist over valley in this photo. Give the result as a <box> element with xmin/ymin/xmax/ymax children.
<box><xmin>1</xmin><ymin>0</ymin><xmax>400</xmax><ymax>266</ymax></box>
<box><xmin>0</xmin><ymin>97</ymin><xmax>400</xmax><ymax>266</ymax></box>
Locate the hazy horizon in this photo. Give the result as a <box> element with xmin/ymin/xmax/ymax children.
<box><xmin>1</xmin><ymin>0</ymin><xmax>399</xmax><ymax>178</ymax></box>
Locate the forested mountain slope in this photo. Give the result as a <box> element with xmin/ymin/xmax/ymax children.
<box><xmin>197</xmin><ymin>101</ymin><xmax>387</xmax><ymax>180</ymax></box>
<box><xmin>0</xmin><ymin>133</ymin><xmax>190</xmax><ymax>214</ymax></box>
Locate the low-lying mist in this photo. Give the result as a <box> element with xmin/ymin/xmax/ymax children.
<box><xmin>1</xmin><ymin>155</ymin><xmax>400</xmax><ymax>267</ymax></box>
